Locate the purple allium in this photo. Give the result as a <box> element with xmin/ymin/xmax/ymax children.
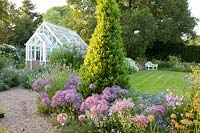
<box><xmin>78</xmin><ymin>114</ymin><xmax>87</xmax><ymax>122</ymax></box>
<box><xmin>32</xmin><ymin>79</ymin><xmax>47</xmax><ymax>90</ymax></box>
<box><xmin>64</xmin><ymin>75</ymin><xmax>81</xmax><ymax>90</ymax></box>
<box><xmin>41</xmin><ymin>98</ymin><xmax>50</xmax><ymax>106</ymax></box>
<box><xmin>165</xmin><ymin>91</ymin><xmax>184</xmax><ymax>110</ymax></box>
<box><xmin>101</xmin><ymin>86</ymin><xmax>129</xmax><ymax>101</ymax></box>
<box><xmin>89</xmin><ymin>83</ymin><xmax>96</xmax><ymax>89</ymax></box>
<box><xmin>51</xmin><ymin>91</ymin><xmax>66</xmax><ymax>107</ymax></box>
<box><xmin>109</xmin><ymin>98</ymin><xmax>134</xmax><ymax>115</ymax></box>
<box><xmin>51</xmin><ymin>89</ymin><xmax>83</xmax><ymax>110</ymax></box>
<box><xmin>148</xmin><ymin>105</ymin><xmax>166</xmax><ymax>116</ymax></box>
<box><xmin>57</xmin><ymin>113</ymin><xmax>68</xmax><ymax>126</ymax></box>
<box><xmin>132</xmin><ymin>114</ymin><xmax>149</xmax><ymax>129</ymax></box>
<box><xmin>40</xmin><ymin>92</ymin><xmax>48</xmax><ymax>99</ymax></box>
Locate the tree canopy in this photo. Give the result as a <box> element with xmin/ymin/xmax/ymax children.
<box><xmin>0</xmin><ymin>0</ymin><xmax>42</xmax><ymax>47</ymax></box>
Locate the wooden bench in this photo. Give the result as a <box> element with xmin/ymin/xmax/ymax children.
<box><xmin>145</xmin><ymin>61</ymin><xmax>158</xmax><ymax>70</ymax></box>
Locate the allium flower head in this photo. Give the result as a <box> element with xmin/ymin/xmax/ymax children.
<box><xmin>149</xmin><ymin>105</ymin><xmax>166</xmax><ymax>116</ymax></box>
<box><xmin>57</xmin><ymin>113</ymin><xmax>68</xmax><ymax>126</ymax></box>
<box><xmin>40</xmin><ymin>92</ymin><xmax>48</xmax><ymax>99</ymax></box>
<box><xmin>147</xmin><ymin>115</ymin><xmax>155</xmax><ymax>122</ymax></box>
<box><xmin>132</xmin><ymin>114</ymin><xmax>148</xmax><ymax>129</ymax></box>
<box><xmin>101</xmin><ymin>86</ymin><xmax>129</xmax><ymax>101</ymax></box>
<box><xmin>78</xmin><ymin>114</ymin><xmax>87</xmax><ymax>122</ymax></box>
<box><xmin>170</xmin><ymin>113</ymin><xmax>177</xmax><ymax>119</ymax></box>
<box><xmin>89</xmin><ymin>83</ymin><xmax>96</xmax><ymax>89</ymax></box>
<box><xmin>64</xmin><ymin>75</ymin><xmax>81</xmax><ymax>90</ymax></box>
<box><xmin>41</xmin><ymin>98</ymin><xmax>50</xmax><ymax>106</ymax></box>
<box><xmin>109</xmin><ymin>98</ymin><xmax>134</xmax><ymax>115</ymax></box>
<box><xmin>80</xmin><ymin>94</ymin><xmax>101</xmax><ymax>112</ymax></box>
<box><xmin>32</xmin><ymin>79</ymin><xmax>47</xmax><ymax>90</ymax></box>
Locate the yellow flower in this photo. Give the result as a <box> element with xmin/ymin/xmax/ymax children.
<box><xmin>147</xmin><ymin>115</ymin><xmax>155</xmax><ymax>122</ymax></box>
<box><xmin>180</xmin><ymin>119</ymin><xmax>193</xmax><ymax>126</ymax></box>
<box><xmin>193</xmin><ymin>120</ymin><xmax>199</xmax><ymax>126</ymax></box>
<box><xmin>171</xmin><ymin>119</ymin><xmax>178</xmax><ymax>125</ymax></box>
<box><xmin>175</xmin><ymin>124</ymin><xmax>185</xmax><ymax>130</ymax></box>
<box><xmin>170</xmin><ymin>113</ymin><xmax>177</xmax><ymax>119</ymax></box>
<box><xmin>185</xmin><ymin>112</ymin><xmax>193</xmax><ymax>118</ymax></box>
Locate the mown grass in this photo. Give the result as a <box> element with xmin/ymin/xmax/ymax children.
<box><xmin>128</xmin><ymin>70</ymin><xmax>190</xmax><ymax>95</ymax></box>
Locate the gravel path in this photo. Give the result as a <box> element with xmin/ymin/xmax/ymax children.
<box><xmin>0</xmin><ymin>87</ymin><xmax>59</xmax><ymax>133</ymax></box>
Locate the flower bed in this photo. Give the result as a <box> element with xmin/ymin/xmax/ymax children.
<box><xmin>32</xmin><ymin>68</ymin><xmax>200</xmax><ymax>132</ymax></box>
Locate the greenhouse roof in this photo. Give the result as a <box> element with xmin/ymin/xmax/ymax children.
<box><xmin>25</xmin><ymin>21</ymin><xmax>87</xmax><ymax>49</ymax></box>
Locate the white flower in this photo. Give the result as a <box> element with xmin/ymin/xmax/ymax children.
<box><xmin>134</xmin><ymin>30</ymin><xmax>140</xmax><ymax>34</ymax></box>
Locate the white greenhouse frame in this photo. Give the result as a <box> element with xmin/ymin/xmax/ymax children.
<box><xmin>25</xmin><ymin>22</ymin><xmax>87</xmax><ymax>69</ymax></box>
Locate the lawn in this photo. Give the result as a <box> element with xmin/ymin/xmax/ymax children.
<box><xmin>129</xmin><ymin>70</ymin><xmax>190</xmax><ymax>95</ymax></box>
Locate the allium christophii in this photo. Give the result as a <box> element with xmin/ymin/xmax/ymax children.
<box><xmin>64</xmin><ymin>75</ymin><xmax>81</xmax><ymax>90</ymax></box>
<box><xmin>132</xmin><ymin>114</ymin><xmax>149</xmax><ymax>129</ymax></box>
<box><xmin>32</xmin><ymin>79</ymin><xmax>47</xmax><ymax>90</ymax></box>
<box><xmin>109</xmin><ymin>98</ymin><xmax>134</xmax><ymax>115</ymax></box>
<box><xmin>57</xmin><ymin>113</ymin><xmax>68</xmax><ymax>126</ymax></box>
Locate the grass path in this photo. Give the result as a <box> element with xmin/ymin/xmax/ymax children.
<box><xmin>129</xmin><ymin>70</ymin><xmax>189</xmax><ymax>95</ymax></box>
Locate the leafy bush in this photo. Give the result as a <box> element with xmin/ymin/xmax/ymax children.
<box><xmin>49</xmin><ymin>45</ymin><xmax>85</xmax><ymax>70</ymax></box>
<box><xmin>81</xmin><ymin>0</ymin><xmax>128</xmax><ymax>97</ymax></box>
<box><xmin>0</xmin><ymin>82</ymin><xmax>9</xmax><ymax>92</ymax></box>
<box><xmin>125</xmin><ymin>58</ymin><xmax>139</xmax><ymax>73</ymax></box>
<box><xmin>0</xmin><ymin>67</ymin><xmax>20</xmax><ymax>88</ymax></box>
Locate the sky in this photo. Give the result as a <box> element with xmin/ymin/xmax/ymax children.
<box><xmin>8</xmin><ymin>0</ymin><xmax>200</xmax><ymax>34</ymax></box>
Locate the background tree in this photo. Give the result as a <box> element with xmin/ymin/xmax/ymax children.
<box><xmin>0</xmin><ymin>0</ymin><xmax>10</xmax><ymax>44</ymax></box>
<box><xmin>121</xmin><ymin>8</ymin><xmax>157</xmax><ymax>59</ymax></box>
<box><xmin>8</xmin><ymin>0</ymin><xmax>42</xmax><ymax>47</ymax></box>
<box><xmin>80</xmin><ymin>0</ymin><xmax>128</xmax><ymax>97</ymax></box>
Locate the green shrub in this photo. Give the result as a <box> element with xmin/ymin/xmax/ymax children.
<box><xmin>49</xmin><ymin>45</ymin><xmax>85</xmax><ymax>70</ymax></box>
<box><xmin>153</xmin><ymin>60</ymin><xmax>174</xmax><ymax>69</ymax></box>
<box><xmin>80</xmin><ymin>0</ymin><xmax>128</xmax><ymax>98</ymax></box>
<box><xmin>0</xmin><ymin>82</ymin><xmax>9</xmax><ymax>92</ymax></box>
<box><xmin>0</xmin><ymin>67</ymin><xmax>20</xmax><ymax>88</ymax></box>
<box><xmin>125</xmin><ymin>58</ymin><xmax>139</xmax><ymax>73</ymax></box>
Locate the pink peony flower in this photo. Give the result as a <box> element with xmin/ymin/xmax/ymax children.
<box><xmin>78</xmin><ymin>114</ymin><xmax>87</xmax><ymax>122</ymax></box>
<box><xmin>57</xmin><ymin>113</ymin><xmax>68</xmax><ymax>126</ymax></box>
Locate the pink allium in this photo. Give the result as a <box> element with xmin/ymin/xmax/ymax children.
<box><xmin>132</xmin><ymin>114</ymin><xmax>148</xmax><ymax>129</ymax></box>
<box><xmin>80</xmin><ymin>94</ymin><xmax>101</xmax><ymax>112</ymax></box>
<box><xmin>57</xmin><ymin>113</ymin><xmax>68</xmax><ymax>126</ymax></box>
<box><xmin>78</xmin><ymin>114</ymin><xmax>87</xmax><ymax>122</ymax></box>
<box><xmin>90</xmin><ymin>99</ymin><xmax>108</xmax><ymax>117</ymax></box>
<box><xmin>109</xmin><ymin>98</ymin><xmax>134</xmax><ymax>115</ymax></box>
<box><xmin>149</xmin><ymin>105</ymin><xmax>166</xmax><ymax>116</ymax></box>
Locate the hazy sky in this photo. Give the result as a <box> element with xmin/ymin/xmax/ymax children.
<box><xmin>8</xmin><ymin>0</ymin><xmax>200</xmax><ymax>34</ymax></box>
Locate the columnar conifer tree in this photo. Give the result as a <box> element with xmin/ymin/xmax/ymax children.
<box><xmin>81</xmin><ymin>0</ymin><xmax>128</xmax><ymax>97</ymax></box>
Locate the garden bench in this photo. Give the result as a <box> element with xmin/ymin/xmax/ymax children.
<box><xmin>145</xmin><ymin>61</ymin><xmax>158</xmax><ymax>70</ymax></box>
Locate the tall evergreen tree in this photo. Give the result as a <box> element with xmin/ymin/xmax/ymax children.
<box><xmin>80</xmin><ymin>0</ymin><xmax>128</xmax><ymax>98</ymax></box>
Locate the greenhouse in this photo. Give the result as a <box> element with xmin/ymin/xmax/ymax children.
<box><xmin>25</xmin><ymin>22</ymin><xmax>87</xmax><ymax>69</ymax></box>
